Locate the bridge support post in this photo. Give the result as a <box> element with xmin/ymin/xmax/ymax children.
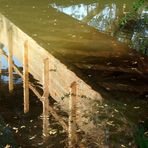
<box><xmin>8</xmin><ymin>27</ymin><xmax>14</xmax><ymax>92</ymax></box>
<box><xmin>42</xmin><ymin>58</ymin><xmax>49</xmax><ymax>138</ymax></box>
<box><xmin>68</xmin><ymin>81</ymin><xmax>78</xmax><ymax>148</ymax></box>
<box><xmin>23</xmin><ymin>41</ymin><xmax>29</xmax><ymax>113</ymax></box>
<box><xmin>0</xmin><ymin>49</ymin><xmax>2</xmax><ymax>75</ymax></box>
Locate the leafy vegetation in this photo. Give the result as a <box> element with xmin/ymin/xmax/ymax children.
<box><xmin>119</xmin><ymin>0</ymin><xmax>146</xmax><ymax>28</ymax></box>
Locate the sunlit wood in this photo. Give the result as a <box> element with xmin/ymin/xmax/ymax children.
<box><xmin>0</xmin><ymin>49</ymin><xmax>68</xmax><ymax>132</ymax></box>
<box><xmin>0</xmin><ymin>49</ymin><xmax>2</xmax><ymax>74</ymax></box>
<box><xmin>7</xmin><ymin>26</ymin><xmax>14</xmax><ymax>92</ymax></box>
<box><xmin>0</xmin><ymin>13</ymin><xmax>103</xmax><ymax>146</ymax></box>
<box><xmin>42</xmin><ymin>58</ymin><xmax>50</xmax><ymax>138</ymax></box>
<box><xmin>23</xmin><ymin>40</ymin><xmax>29</xmax><ymax>113</ymax></box>
<box><xmin>69</xmin><ymin>81</ymin><xmax>78</xmax><ymax>148</ymax></box>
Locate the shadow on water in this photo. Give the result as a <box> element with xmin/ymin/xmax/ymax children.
<box><xmin>0</xmin><ymin>68</ymin><xmax>67</xmax><ymax>147</ymax></box>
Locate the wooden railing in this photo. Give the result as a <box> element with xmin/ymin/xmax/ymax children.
<box><xmin>0</xmin><ymin>46</ymin><xmax>80</xmax><ymax>147</ymax></box>
<box><xmin>0</xmin><ymin>13</ymin><xmax>103</xmax><ymax>147</ymax></box>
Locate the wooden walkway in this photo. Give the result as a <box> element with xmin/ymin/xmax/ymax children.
<box><xmin>0</xmin><ymin>13</ymin><xmax>102</xmax><ymax>147</ymax></box>
<box><xmin>0</xmin><ymin>1</ymin><xmax>148</xmax><ymax>146</ymax></box>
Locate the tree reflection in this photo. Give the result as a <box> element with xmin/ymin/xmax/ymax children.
<box><xmin>50</xmin><ymin>1</ymin><xmax>147</xmax><ymax>54</ymax></box>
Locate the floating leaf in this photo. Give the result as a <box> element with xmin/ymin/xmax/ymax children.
<box><xmin>5</xmin><ymin>144</ymin><xmax>11</xmax><ymax>148</ymax></box>
<box><xmin>114</xmin><ymin>109</ymin><xmax>119</xmax><ymax>113</ymax></box>
<box><xmin>121</xmin><ymin>144</ymin><xmax>126</xmax><ymax>147</ymax></box>
<box><xmin>134</xmin><ymin>106</ymin><xmax>140</xmax><ymax>109</ymax></box>
<box><xmin>29</xmin><ymin>135</ymin><xmax>36</xmax><ymax>140</ymax></box>
<box><xmin>49</xmin><ymin>129</ymin><xmax>57</xmax><ymax>135</ymax></box>
<box><xmin>30</xmin><ymin>120</ymin><xmax>33</xmax><ymax>123</ymax></box>
<box><xmin>20</xmin><ymin>126</ymin><xmax>26</xmax><ymax>129</ymax></box>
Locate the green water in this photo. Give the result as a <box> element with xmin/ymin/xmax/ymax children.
<box><xmin>0</xmin><ymin>0</ymin><xmax>148</xmax><ymax>147</ymax></box>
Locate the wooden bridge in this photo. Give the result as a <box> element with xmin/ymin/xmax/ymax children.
<box><xmin>0</xmin><ymin>1</ymin><xmax>148</xmax><ymax>147</ymax></box>
<box><xmin>0</xmin><ymin>13</ymin><xmax>103</xmax><ymax>147</ymax></box>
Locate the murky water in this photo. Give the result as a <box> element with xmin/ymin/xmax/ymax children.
<box><xmin>0</xmin><ymin>68</ymin><xmax>67</xmax><ymax>147</ymax></box>
<box><xmin>0</xmin><ymin>0</ymin><xmax>148</xmax><ymax>147</ymax></box>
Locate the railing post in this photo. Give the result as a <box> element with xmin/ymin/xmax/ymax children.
<box><xmin>23</xmin><ymin>40</ymin><xmax>29</xmax><ymax>113</ymax></box>
<box><xmin>69</xmin><ymin>81</ymin><xmax>78</xmax><ymax>148</ymax></box>
<box><xmin>42</xmin><ymin>58</ymin><xmax>49</xmax><ymax>138</ymax></box>
<box><xmin>0</xmin><ymin>48</ymin><xmax>2</xmax><ymax>75</ymax></box>
<box><xmin>8</xmin><ymin>27</ymin><xmax>14</xmax><ymax>92</ymax></box>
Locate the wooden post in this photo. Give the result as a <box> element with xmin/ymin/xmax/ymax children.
<box><xmin>42</xmin><ymin>58</ymin><xmax>49</xmax><ymax>138</ymax></box>
<box><xmin>23</xmin><ymin>40</ymin><xmax>29</xmax><ymax>113</ymax></box>
<box><xmin>8</xmin><ymin>27</ymin><xmax>14</xmax><ymax>92</ymax></box>
<box><xmin>0</xmin><ymin>48</ymin><xmax>2</xmax><ymax>74</ymax></box>
<box><xmin>68</xmin><ymin>81</ymin><xmax>78</xmax><ymax>148</ymax></box>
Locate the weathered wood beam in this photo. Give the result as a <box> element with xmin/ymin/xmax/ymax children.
<box><xmin>42</xmin><ymin>58</ymin><xmax>50</xmax><ymax>138</ymax></box>
<box><xmin>0</xmin><ymin>49</ymin><xmax>2</xmax><ymax>74</ymax></box>
<box><xmin>7</xmin><ymin>27</ymin><xmax>14</xmax><ymax>92</ymax></box>
<box><xmin>23</xmin><ymin>40</ymin><xmax>29</xmax><ymax>113</ymax></box>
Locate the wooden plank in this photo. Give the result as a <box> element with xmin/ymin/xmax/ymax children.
<box><xmin>0</xmin><ymin>48</ymin><xmax>2</xmax><ymax>74</ymax></box>
<box><xmin>68</xmin><ymin>81</ymin><xmax>78</xmax><ymax>148</ymax></box>
<box><xmin>23</xmin><ymin>40</ymin><xmax>29</xmax><ymax>113</ymax></box>
<box><xmin>42</xmin><ymin>58</ymin><xmax>50</xmax><ymax>138</ymax></box>
<box><xmin>7</xmin><ymin>26</ymin><xmax>14</xmax><ymax>92</ymax></box>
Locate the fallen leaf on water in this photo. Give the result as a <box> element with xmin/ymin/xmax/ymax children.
<box><xmin>132</xmin><ymin>61</ymin><xmax>138</xmax><ymax>65</ymax></box>
<box><xmin>49</xmin><ymin>130</ymin><xmax>57</xmax><ymax>135</ymax></box>
<box><xmin>5</xmin><ymin>144</ymin><xmax>11</xmax><ymax>148</ymax></box>
<box><xmin>29</xmin><ymin>135</ymin><xmax>36</xmax><ymax>140</ymax></box>
<box><xmin>13</xmin><ymin>127</ymin><xmax>19</xmax><ymax>133</ymax></box>
<box><xmin>30</xmin><ymin>120</ymin><xmax>33</xmax><ymax>123</ymax></box>
<box><xmin>114</xmin><ymin>109</ymin><xmax>119</xmax><ymax>113</ymax></box>
<box><xmin>20</xmin><ymin>126</ymin><xmax>26</xmax><ymax>129</ymax></box>
<box><xmin>131</xmin><ymin>78</ymin><xmax>136</xmax><ymax>81</ymax></box>
<box><xmin>38</xmin><ymin>142</ymin><xmax>43</xmax><ymax>146</ymax></box>
<box><xmin>106</xmin><ymin>87</ymin><xmax>110</xmax><ymax>91</ymax></box>
<box><xmin>107</xmin><ymin>121</ymin><xmax>114</xmax><ymax>126</ymax></box>
<box><xmin>104</xmin><ymin>104</ymin><xmax>108</xmax><ymax>107</ymax></box>
<box><xmin>144</xmin><ymin>131</ymin><xmax>148</xmax><ymax>136</ymax></box>
<box><xmin>121</xmin><ymin>144</ymin><xmax>126</xmax><ymax>147</ymax></box>
<box><xmin>0</xmin><ymin>132</ymin><xmax>3</xmax><ymax>135</ymax></box>
<box><xmin>6</xmin><ymin>124</ymin><xmax>9</xmax><ymax>127</ymax></box>
<box><xmin>107</xmin><ymin>62</ymin><xmax>112</xmax><ymax>65</ymax></box>
<box><xmin>13</xmin><ymin>127</ymin><xmax>18</xmax><ymax>130</ymax></box>
<box><xmin>128</xmin><ymin>142</ymin><xmax>132</xmax><ymax>146</ymax></box>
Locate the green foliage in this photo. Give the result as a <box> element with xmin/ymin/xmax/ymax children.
<box><xmin>133</xmin><ymin>0</ymin><xmax>145</xmax><ymax>11</ymax></box>
<box><xmin>135</xmin><ymin>120</ymin><xmax>148</xmax><ymax>148</ymax></box>
<box><xmin>119</xmin><ymin>0</ymin><xmax>145</xmax><ymax>28</ymax></box>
